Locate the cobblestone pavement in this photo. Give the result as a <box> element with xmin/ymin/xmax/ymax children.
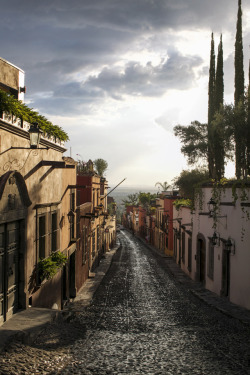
<box><xmin>1</xmin><ymin>231</ymin><xmax>250</xmax><ymax>374</ymax></box>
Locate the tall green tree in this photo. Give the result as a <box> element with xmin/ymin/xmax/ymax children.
<box><xmin>247</xmin><ymin>62</ymin><xmax>250</xmax><ymax>175</ymax></box>
<box><xmin>215</xmin><ymin>35</ymin><xmax>224</xmax><ymax>112</ymax></box>
<box><xmin>208</xmin><ymin>33</ymin><xmax>216</xmax><ymax>178</ymax></box>
<box><xmin>234</xmin><ymin>0</ymin><xmax>245</xmax><ymax>179</ymax></box>
<box><xmin>234</xmin><ymin>0</ymin><xmax>244</xmax><ymax>106</ymax></box>
<box><xmin>208</xmin><ymin>33</ymin><xmax>216</xmax><ymax>125</ymax></box>
<box><xmin>213</xmin><ymin>34</ymin><xmax>225</xmax><ymax>180</ymax></box>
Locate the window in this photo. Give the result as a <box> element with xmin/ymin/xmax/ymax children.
<box><xmin>208</xmin><ymin>241</ymin><xmax>214</xmax><ymax>279</ymax></box>
<box><xmin>69</xmin><ymin>190</ymin><xmax>75</xmax><ymax>241</ymax></box>
<box><xmin>188</xmin><ymin>237</ymin><xmax>192</xmax><ymax>271</ymax></box>
<box><xmin>92</xmin><ymin>230</ymin><xmax>96</xmax><ymax>256</ymax></box>
<box><xmin>70</xmin><ymin>191</ymin><xmax>75</xmax><ymax>211</ymax></box>
<box><xmin>82</xmin><ymin>226</ymin><xmax>87</xmax><ymax>264</ymax></box>
<box><xmin>38</xmin><ymin>215</ymin><xmax>46</xmax><ymax>259</ymax></box>
<box><xmin>51</xmin><ymin>212</ymin><xmax>58</xmax><ymax>252</ymax></box>
<box><xmin>97</xmin><ymin>226</ymin><xmax>100</xmax><ymax>252</ymax></box>
<box><xmin>92</xmin><ymin>190</ymin><xmax>95</xmax><ymax>210</ymax></box>
<box><xmin>36</xmin><ymin>205</ymin><xmax>60</xmax><ymax>260</ymax></box>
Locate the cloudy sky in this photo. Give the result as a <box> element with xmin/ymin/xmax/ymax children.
<box><xmin>1</xmin><ymin>0</ymin><xmax>250</xmax><ymax>187</ymax></box>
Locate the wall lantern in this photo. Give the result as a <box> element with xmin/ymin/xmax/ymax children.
<box><xmin>173</xmin><ymin>227</ymin><xmax>180</xmax><ymax>239</ymax></box>
<box><xmin>225</xmin><ymin>237</ymin><xmax>235</xmax><ymax>255</ymax></box>
<box><xmin>28</xmin><ymin>122</ymin><xmax>43</xmax><ymax>149</ymax></box>
<box><xmin>207</xmin><ymin>198</ymin><xmax>216</xmax><ymax>216</ymax></box>
<box><xmin>211</xmin><ymin>231</ymin><xmax>220</xmax><ymax>246</ymax></box>
<box><xmin>207</xmin><ymin>197</ymin><xmax>227</xmax><ymax>220</ymax></box>
<box><xmin>0</xmin><ymin>121</ymin><xmax>48</xmax><ymax>156</ymax></box>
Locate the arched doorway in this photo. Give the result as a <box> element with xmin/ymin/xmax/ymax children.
<box><xmin>196</xmin><ymin>234</ymin><xmax>206</xmax><ymax>283</ymax></box>
<box><xmin>0</xmin><ymin>171</ymin><xmax>31</xmax><ymax>325</ymax></box>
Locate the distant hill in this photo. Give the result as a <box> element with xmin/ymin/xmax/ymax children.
<box><xmin>108</xmin><ymin>185</ymin><xmax>159</xmax><ymax>221</ymax></box>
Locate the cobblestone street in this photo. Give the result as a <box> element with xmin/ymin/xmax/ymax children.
<box><xmin>1</xmin><ymin>230</ymin><xmax>250</xmax><ymax>374</ymax></box>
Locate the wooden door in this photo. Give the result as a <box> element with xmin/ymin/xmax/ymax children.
<box><xmin>0</xmin><ymin>222</ymin><xmax>20</xmax><ymax>324</ymax></box>
<box><xmin>198</xmin><ymin>239</ymin><xmax>206</xmax><ymax>283</ymax></box>
<box><xmin>221</xmin><ymin>248</ymin><xmax>230</xmax><ymax>297</ymax></box>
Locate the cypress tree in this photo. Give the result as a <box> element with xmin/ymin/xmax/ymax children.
<box><xmin>234</xmin><ymin>0</ymin><xmax>244</xmax><ymax>105</ymax></box>
<box><xmin>247</xmin><ymin>61</ymin><xmax>250</xmax><ymax>175</ymax></box>
<box><xmin>208</xmin><ymin>33</ymin><xmax>216</xmax><ymax>125</ymax></box>
<box><xmin>208</xmin><ymin>33</ymin><xmax>216</xmax><ymax>178</ymax></box>
<box><xmin>213</xmin><ymin>34</ymin><xmax>225</xmax><ymax>180</ymax></box>
<box><xmin>215</xmin><ymin>35</ymin><xmax>224</xmax><ymax>112</ymax></box>
<box><xmin>234</xmin><ymin>0</ymin><xmax>245</xmax><ymax>179</ymax></box>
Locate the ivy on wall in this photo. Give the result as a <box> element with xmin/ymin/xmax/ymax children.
<box><xmin>0</xmin><ymin>90</ymin><xmax>69</xmax><ymax>142</ymax></box>
<box><xmin>173</xmin><ymin>199</ymin><xmax>192</xmax><ymax>210</ymax></box>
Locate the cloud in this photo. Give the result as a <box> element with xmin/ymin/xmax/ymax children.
<box><xmin>29</xmin><ymin>49</ymin><xmax>204</xmax><ymax>115</ymax></box>
<box><xmin>87</xmin><ymin>52</ymin><xmax>203</xmax><ymax>97</ymax></box>
<box><xmin>0</xmin><ymin>0</ymin><xmax>249</xmax><ymax>186</ymax></box>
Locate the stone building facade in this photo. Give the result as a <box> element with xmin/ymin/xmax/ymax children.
<box><xmin>0</xmin><ymin>58</ymin><xmax>78</xmax><ymax>324</ymax></box>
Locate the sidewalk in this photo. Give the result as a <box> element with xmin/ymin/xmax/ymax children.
<box><xmin>0</xmin><ymin>244</ymin><xmax>120</xmax><ymax>352</ymax></box>
<box><xmin>137</xmin><ymin>235</ymin><xmax>250</xmax><ymax>326</ymax></box>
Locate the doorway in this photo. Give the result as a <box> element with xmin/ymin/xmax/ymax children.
<box><xmin>197</xmin><ymin>237</ymin><xmax>206</xmax><ymax>283</ymax></box>
<box><xmin>0</xmin><ymin>221</ymin><xmax>20</xmax><ymax>325</ymax></box>
<box><xmin>221</xmin><ymin>247</ymin><xmax>230</xmax><ymax>297</ymax></box>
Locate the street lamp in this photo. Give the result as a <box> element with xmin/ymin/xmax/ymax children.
<box><xmin>28</xmin><ymin>122</ymin><xmax>43</xmax><ymax>149</ymax></box>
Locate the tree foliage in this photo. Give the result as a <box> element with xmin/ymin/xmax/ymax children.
<box><xmin>122</xmin><ymin>192</ymin><xmax>156</xmax><ymax>210</ymax></box>
<box><xmin>174</xmin><ymin>121</ymin><xmax>208</xmax><ymax>166</ymax></box>
<box><xmin>155</xmin><ymin>181</ymin><xmax>171</xmax><ymax>192</ymax></box>
<box><xmin>207</xmin><ymin>33</ymin><xmax>225</xmax><ymax>179</ymax></box>
<box><xmin>247</xmin><ymin>63</ymin><xmax>250</xmax><ymax>174</ymax></box>
<box><xmin>122</xmin><ymin>193</ymin><xmax>138</xmax><ymax>206</ymax></box>
<box><xmin>234</xmin><ymin>0</ymin><xmax>245</xmax><ymax>178</ymax></box>
<box><xmin>208</xmin><ymin>33</ymin><xmax>216</xmax><ymax>126</ymax></box>
<box><xmin>174</xmin><ymin>2</ymin><xmax>249</xmax><ymax>181</ymax></box>
<box><xmin>208</xmin><ymin>33</ymin><xmax>216</xmax><ymax>178</ymax></box>
<box><xmin>173</xmin><ymin>168</ymin><xmax>209</xmax><ymax>201</ymax></box>
<box><xmin>93</xmin><ymin>158</ymin><xmax>108</xmax><ymax>177</ymax></box>
<box><xmin>138</xmin><ymin>192</ymin><xmax>157</xmax><ymax>208</ymax></box>
<box><xmin>234</xmin><ymin>0</ymin><xmax>244</xmax><ymax>106</ymax></box>
<box><xmin>215</xmin><ymin>35</ymin><xmax>224</xmax><ymax>112</ymax></box>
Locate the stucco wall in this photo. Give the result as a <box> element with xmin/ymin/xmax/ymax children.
<box><xmin>0</xmin><ymin>58</ymin><xmax>20</xmax><ymax>92</ymax></box>
<box><xmin>192</xmin><ymin>186</ymin><xmax>250</xmax><ymax>310</ymax></box>
<box><xmin>0</xmin><ymin>120</ymin><xmax>77</xmax><ymax>310</ymax></box>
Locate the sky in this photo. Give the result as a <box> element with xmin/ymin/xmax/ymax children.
<box><xmin>1</xmin><ymin>0</ymin><xmax>250</xmax><ymax>188</ymax></box>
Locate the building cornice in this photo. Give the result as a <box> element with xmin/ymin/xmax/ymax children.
<box><xmin>0</xmin><ymin>119</ymin><xmax>67</xmax><ymax>153</ymax></box>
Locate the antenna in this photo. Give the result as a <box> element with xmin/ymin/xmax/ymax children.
<box><xmin>102</xmin><ymin>178</ymin><xmax>127</xmax><ymax>199</ymax></box>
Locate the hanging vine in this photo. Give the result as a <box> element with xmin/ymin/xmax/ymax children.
<box><xmin>0</xmin><ymin>90</ymin><xmax>69</xmax><ymax>141</ymax></box>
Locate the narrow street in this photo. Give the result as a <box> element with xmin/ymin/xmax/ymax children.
<box><xmin>1</xmin><ymin>230</ymin><xmax>250</xmax><ymax>375</ymax></box>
